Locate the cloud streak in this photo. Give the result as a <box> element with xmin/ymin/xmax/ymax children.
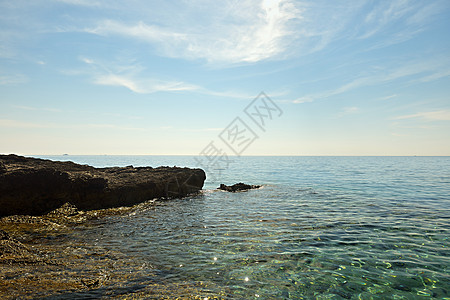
<box><xmin>1</xmin><ymin>0</ymin><xmax>446</xmax><ymax>66</ymax></box>
<box><xmin>12</xmin><ymin>105</ymin><xmax>61</xmax><ymax>113</ymax></box>
<box><xmin>394</xmin><ymin>110</ymin><xmax>450</xmax><ymax>121</ymax></box>
<box><xmin>93</xmin><ymin>74</ymin><xmax>198</xmax><ymax>94</ymax></box>
<box><xmin>55</xmin><ymin>0</ymin><xmax>103</xmax><ymax>7</ymax></box>
<box><xmin>0</xmin><ymin>119</ymin><xmax>52</xmax><ymax>129</ymax></box>
<box><xmin>291</xmin><ymin>57</ymin><xmax>450</xmax><ymax>104</ymax></box>
<box><xmin>0</xmin><ymin>118</ymin><xmax>147</xmax><ymax>131</ymax></box>
<box><xmin>336</xmin><ymin>106</ymin><xmax>360</xmax><ymax>118</ymax></box>
<box><xmin>85</xmin><ymin>0</ymin><xmax>301</xmax><ymax>64</ymax></box>
<box><xmin>78</xmin><ymin>57</ymin><xmax>199</xmax><ymax>94</ymax></box>
<box><xmin>76</xmin><ymin>56</ymin><xmax>262</xmax><ymax>98</ymax></box>
<box><xmin>0</xmin><ymin>73</ymin><xmax>27</xmax><ymax>85</ymax></box>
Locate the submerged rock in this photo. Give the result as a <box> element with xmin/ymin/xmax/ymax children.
<box><xmin>0</xmin><ymin>229</ymin><xmax>46</xmax><ymax>265</ymax></box>
<box><xmin>218</xmin><ymin>182</ymin><xmax>261</xmax><ymax>192</ymax></box>
<box><xmin>0</xmin><ymin>154</ymin><xmax>206</xmax><ymax>216</ymax></box>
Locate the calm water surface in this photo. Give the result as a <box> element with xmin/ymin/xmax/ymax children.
<box><xmin>34</xmin><ymin>156</ymin><xmax>450</xmax><ymax>299</ymax></box>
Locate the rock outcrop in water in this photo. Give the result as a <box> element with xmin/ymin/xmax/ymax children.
<box><xmin>0</xmin><ymin>154</ymin><xmax>206</xmax><ymax>216</ymax></box>
<box><xmin>218</xmin><ymin>182</ymin><xmax>261</xmax><ymax>192</ymax></box>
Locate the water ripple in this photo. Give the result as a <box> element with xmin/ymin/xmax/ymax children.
<box><xmin>8</xmin><ymin>156</ymin><xmax>450</xmax><ymax>299</ymax></box>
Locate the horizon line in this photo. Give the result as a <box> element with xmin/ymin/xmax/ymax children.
<box><xmin>3</xmin><ymin>153</ymin><xmax>450</xmax><ymax>157</ymax></box>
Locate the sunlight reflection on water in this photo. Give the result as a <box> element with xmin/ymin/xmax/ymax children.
<box><xmin>20</xmin><ymin>156</ymin><xmax>450</xmax><ymax>298</ymax></box>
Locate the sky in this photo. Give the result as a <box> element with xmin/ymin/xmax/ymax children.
<box><xmin>1</xmin><ymin>0</ymin><xmax>450</xmax><ymax>156</ymax></box>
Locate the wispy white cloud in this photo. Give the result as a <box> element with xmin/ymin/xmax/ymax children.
<box><xmin>291</xmin><ymin>57</ymin><xmax>450</xmax><ymax>104</ymax></box>
<box><xmin>80</xmin><ymin>57</ymin><xmax>94</xmax><ymax>64</ymax></box>
<box><xmin>291</xmin><ymin>2</ymin><xmax>366</xmax><ymax>53</ymax></box>
<box><xmin>158</xmin><ymin>126</ymin><xmax>222</xmax><ymax>132</ymax></box>
<box><xmin>390</xmin><ymin>121</ymin><xmax>437</xmax><ymax>131</ymax></box>
<box><xmin>85</xmin><ymin>0</ymin><xmax>302</xmax><ymax>64</ymax></box>
<box><xmin>383</xmin><ymin>58</ymin><xmax>450</xmax><ymax>83</ymax></box>
<box><xmin>291</xmin><ymin>96</ymin><xmax>314</xmax><ymax>104</ymax></box>
<box><xmin>358</xmin><ymin>0</ymin><xmax>417</xmax><ymax>40</ymax></box>
<box><xmin>61</xmin><ymin>0</ymin><xmax>445</xmax><ymax>66</ymax></box>
<box><xmin>0</xmin><ymin>33</ymin><xmax>18</xmax><ymax>59</ymax></box>
<box><xmin>55</xmin><ymin>0</ymin><xmax>103</xmax><ymax>7</ymax></box>
<box><xmin>100</xmin><ymin>112</ymin><xmax>143</xmax><ymax>120</ymax></box>
<box><xmin>379</xmin><ymin>94</ymin><xmax>397</xmax><ymax>101</ymax></box>
<box><xmin>0</xmin><ymin>118</ymin><xmax>147</xmax><ymax>131</ymax></box>
<box><xmin>0</xmin><ymin>73</ymin><xmax>27</xmax><ymax>85</ymax></box>
<box><xmin>356</xmin><ymin>0</ymin><xmax>443</xmax><ymax>41</ymax></box>
<box><xmin>0</xmin><ymin>119</ymin><xmax>52</xmax><ymax>129</ymax></box>
<box><xmin>76</xmin><ymin>123</ymin><xmax>146</xmax><ymax>131</ymax></box>
<box><xmin>198</xmin><ymin>88</ymin><xmax>288</xmax><ymax>100</ymax></box>
<box><xmin>78</xmin><ymin>57</ymin><xmax>199</xmax><ymax>93</ymax></box>
<box><xmin>1</xmin><ymin>0</ymin><xmax>446</xmax><ymax>67</ymax></box>
<box><xmin>93</xmin><ymin>74</ymin><xmax>198</xmax><ymax>94</ymax></box>
<box><xmin>76</xmin><ymin>56</ymin><xmax>263</xmax><ymax>97</ymax></box>
<box><xmin>394</xmin><ymin>110</ymin><xmax>450</xmax><ymax>121</ymax></box>
<box><xmin>12</xmin><ymin>105</ymin><xmax>61</xmax><ymax>113</ymax></box>
<box><xmin>94</xmin><ymin>74</ymin><xmax>198</xmax><ymax>93</ymax></box>
<box><xmin>337</xmin><ymin>106</ymin><xmax>360</xmax><ymax>118</ymax></box>
<box><xmin>416</xmin><ymin>69</ymin><xmax>450</xmax><ymax>83</ymax></box>
<box><xmin>290</xmin><ymin>77</ymin><xmax>368</xmax><ymax>104</ymax></box>
<box><xmin>406</xmin><ymin>1</ymin><xmax>445</xmax><ymax>26</ymax></box>
<box><xmin>182</xmin><ymin>127</ymin><xmax>223</xmax><ymax>132</ymax></box>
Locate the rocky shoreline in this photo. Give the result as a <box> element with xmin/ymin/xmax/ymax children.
<box><xmin>0</xmin><ymin>155</ymin><xmax>207</xmax><ymax>298</ymax></box>
<box><xmin>0</xmin><ymin>155</ymin><xmax>266</xmax><ymax>298</ymax></box>
<box><xmin>0</xmin><ymin>201</ymin><xmax>167</xmax><ymax>298</ymax></box>
<box><xmin>0</xmin><ymin>154</ymin><xmax>206</xmax><ymax>216</ymax></box>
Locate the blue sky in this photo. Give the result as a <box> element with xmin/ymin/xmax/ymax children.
<box><xmin>1</xmin><ymin>0</ymin><xmax>450</xmax><ymax>155</ymax></box>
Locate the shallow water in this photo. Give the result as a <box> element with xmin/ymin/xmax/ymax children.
<box><xmin>9</xmin><ymin>156</ymin><xmax>450</xmax><ymax>298</ymax></box>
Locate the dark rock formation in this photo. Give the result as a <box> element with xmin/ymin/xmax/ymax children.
<box><xmin>0</xmin><ymin>154</ymin><xmax>206</xmax><ymax>216</ymax></box>
<box><xmin>218</xmin><ymin>182</ymin><xmax>261</xmax><ymax>192</ymax></box>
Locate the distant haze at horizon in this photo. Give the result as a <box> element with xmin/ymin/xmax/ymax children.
<box><xmin>1</xmin><ymin>1</ymin><xmax>450</xmax><ymax>156</ymax></box>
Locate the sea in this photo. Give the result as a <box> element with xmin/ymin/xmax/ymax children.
<box><xmin>30</xmin><ymin>156</ymin><xmax>450</xmax><ymax>299</ymax></box>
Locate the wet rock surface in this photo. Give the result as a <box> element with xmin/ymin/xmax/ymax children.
<box><xmin>0</xmin><ymin>229</ymin><xmax>46</xmax><ymax>265</ymax></box>
<box><xmin>0</xmin><ymin>201</ymin><xmax>210</xmax><ymax>299</ymax></box>
<box><xmin>0</xmin><ymin>155</ymin><xmax>209</xmax><ymax>298</ymax></box>
<box><xmin>0</xmin><ymin>154</ymin><xmax>206</xmax><ymax>216</ymax></box>
<box><xmin>218</xmin><ymin>182</ymin><xmax>261</xmax><ymax>192</ymax></box>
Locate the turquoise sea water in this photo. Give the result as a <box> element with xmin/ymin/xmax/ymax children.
<box><xmin>35</xmin><ymin>156</ymin><xmax>449</xmax><ymax>299</ymax></box>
